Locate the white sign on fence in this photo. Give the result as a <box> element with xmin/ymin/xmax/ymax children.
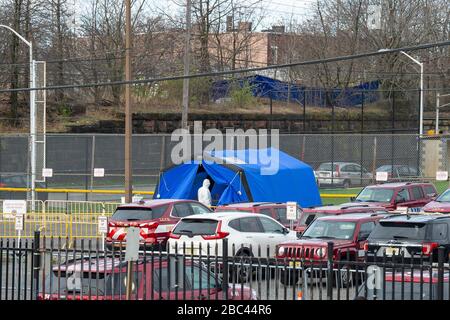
<box><xmin>376</xmin><ymin>171</ymin><xmax>388</xmax><ymax>182</ymax></box>
<box><xmin>15</xmin><ymin>213</ymin><xmax>24</xmax><ymax>231</ymax></box>
<box><xmin>121</xmin><ymin>196</ymin><xmax>144</xmax><ymax>204</ymax></box>
<box><xmin>94</xmin><ymin>168</ymin><xmax>105</xmax><ymax>178</ymax></box>
<box><xmin>436</xmin><ymin>171</ymin><xmax>448</xmax><ymax>181</ymax></box>
<box><xmin>286</xmin><ymin>202</ymin><xmax>298</xmax><ymax>220</ymax></box>
<box><xmin>3</xmin><ymin>200</ymin><xmax>27</xmax><ymax>219</ymax></box>
<box><xmin>42</xmin><ymin>168</ymin><xmax>53</xmax><ymax>178</ymax></box>
<box><xmin>98</xmin><ymin>216</ymin><xmax>108</xmax><ymax>234</ymax></box>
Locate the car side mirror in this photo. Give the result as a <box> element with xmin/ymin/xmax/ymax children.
<box><xmin>350</xmin><ymin>197</ymin><xmax>356</xmax><ymax>202</ymax></box>
<box><xmin>283</xmin><ymin>227</ymin><xmax>290</xmax><ymax>235</ymax></box>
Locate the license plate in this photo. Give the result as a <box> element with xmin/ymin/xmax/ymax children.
<box><xmin>289</xmin><ymin>261</ymin><xmax>302</xmax><ymax>268</ymax></box>
<box><xmin>385</xmin><ymin>247</ymin><xmax>400</xmax><ymax>256</ymax></box>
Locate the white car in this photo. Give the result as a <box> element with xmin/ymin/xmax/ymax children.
<box><xmin>167</xmin><ymin>211</ymin><xmax>298</xmax><ymax>258</ymax></box>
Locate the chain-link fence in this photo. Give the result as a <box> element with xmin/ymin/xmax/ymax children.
<box><xmin>1</xmin><ymin>133</ymin><xmax>449</xmax><ymax>201</ymax></box>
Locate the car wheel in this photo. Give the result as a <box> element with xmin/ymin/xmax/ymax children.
<box><xmin>343</xmin><ymin>180</ymin><xmax>351</xmax><ymax>189</ymax></box>
<box><xmin>231</xmin><ymin>251</ymin><xmax>253</xmax><ymax>284</ymax></box>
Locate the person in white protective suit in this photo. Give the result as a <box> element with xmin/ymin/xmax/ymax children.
<box><xmin>198</xmin><ymin>179</ymin><xmax>212</xmax><ymax>207</ymax></box>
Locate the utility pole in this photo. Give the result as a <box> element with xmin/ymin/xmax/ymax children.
<box><xmin>124</xmin><ymin>0</ymin><xmax>133</xmax><ymax>203</ymax></box>
<box><xmin>181</xmin><ymin>0</ymin><xmax>191</xmax><ymax>130</ymax></box>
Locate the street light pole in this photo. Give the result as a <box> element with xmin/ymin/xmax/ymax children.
<box><xmin>124</xmin><ymin>0</ymin><xmax>133</xmax><ymax>203</ymax></box>
<box><xmin>0</xmin><ymin>25</ymin><xmax>36</xmax><ymax>204</ymax></box>
<box><xmin>181</xmin><ymin>0</ymin><xmax>191</xmax><ymax>130</ymax></box>
<box><xmin>399</xmin><ymin>51</ymin><xmax>424</xmax><ymax>136</ymax></box>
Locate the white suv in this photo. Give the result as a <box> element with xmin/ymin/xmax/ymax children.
<box><xmin>167</xmin><ymin>211</ymin><xmax>298</xmax><ymax>258</ymax></box>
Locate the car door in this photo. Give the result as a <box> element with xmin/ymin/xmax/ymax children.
<box><xmin>258</xmin><ymin>217</ymin><xmax>291</xmax><ymax>256</ymax></box>
<box><xmin>234</xmin><ymin>217</ymin><xmax>266</xmax><ymax>256</ymax></box>
<box><xmin>394</xmin><ymin>188</ymin><xmax>411</xmax><ymax>209</ymax></box>
<box><xmin>407</xmin><ymin>186</ymin><xmax>427</xmax><ymax>212</ymax></box>
<box><xmin>356</xmin><ymin>221</ymin><xmax>376</xmax><ymax>257</ymax></box>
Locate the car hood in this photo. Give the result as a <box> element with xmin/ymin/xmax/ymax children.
<box><xmin>280</xmin><ymin>238</ymin><xmax>354</xmax><ymax>248</ymax></box>
<box><xmin>423</xmin><ymin>201</ymin><xmax>450</xmax><ymax>213</ymax></box>
<box><xmin>349</xmin><ymin>201</ymin><xmax>390</xmax><ymax>208</ymax></box>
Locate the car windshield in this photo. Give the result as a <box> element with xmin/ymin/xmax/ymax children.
<box><xmin>172</xmin><ymin>219</ymin><xmax>218</xmax><ymax>236</ymax></box>
<box><xmin>302</xmin><ymin>220</ymin><xmax>356</xmax><ymax>240</ymax></box>
<box><xmin>369</xmin><ymin>221</ymin><xmax>427</xmax><ymax>240</ymax></box>
<box><xmin>436</xmin><ymin>189</ymin><xmax>450</xmax><ymax>203</ymax></box>
<box><xmin>111</xmin><ymin>206</ymin><xmax>167</xmax><ymax>221</ymax></box>
<box><xmin>356</xmin><ymin>188</ymin><xmax>394</xmax><ymax>203</ymax></box>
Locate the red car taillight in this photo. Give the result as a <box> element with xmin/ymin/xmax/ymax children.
<box><xmin>202</xmin><ymin>221</ymin><xmax>229</xmax><ymax>240</ymax></box>
<box><xmin>363</xmin><ymin>242</ymin><xmax>369</xmax><ymax>251</ymax></box>
<box><xmin>169</xmin><ymin>233</ymin><xmax>181</xmax><ymax>239</ymax></box>
<box><xmin>0</xmin><ymin>183</ymin><xmax>6</xmax><ymax>188</ymax></box>
<box><xmin>422</xmin><ymin>242</ymin><xmax>439</xmax><ymax>255</ymax></box>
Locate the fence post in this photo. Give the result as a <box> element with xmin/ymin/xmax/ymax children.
<box><xmin>222</xmin><ymin>238</ymin><xmax>229</xmax><ymax>300</ymax></box>
<box><xmin>33</xmin><ymin>230</ymin><xmax>41</xmax><ymax>300</ymax></box>
<box><xmin>437</xmin><ymin>246</ymin><xmax>445</xmax><ymax>300</ymax></box>
<box><xmin>326</xmin><ymin>241</ymin><xmax>334</xmax><ymax>300</ymax></box>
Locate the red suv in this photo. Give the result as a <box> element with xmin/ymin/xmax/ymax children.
<box><xmin>39</xmin><ymin>257</ymin><xmax>257</xmax><ymax>300</ymax></box>
<box><xmin>106</xmin><ymin>199</ymin><xmax>212</xmax><ymax>249</ymax></box>
<box><xmin>215</xmin><ymin>202</ymin><xmax>301</xmax><ymax>230</ymax></box>
<box><xmin>348</xmin><ymin>182</ymin><xmax>437</xmax><ymax>211</ymax></box>
<box><xmin>297</xmin><ymin>204</ymin><xmax>388</xmax><ymax>235</ymax></box>
<box><xmin>276</xmin><ymin>213</ymin><xmax>390</xmax><ymax>285</ymax></box>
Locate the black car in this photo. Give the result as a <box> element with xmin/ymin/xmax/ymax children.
<box><xmin>0</xmin><ymin>174</ymin><xmax>47</xmax><ymax>200</ymax></box>
<box><xmin>365</xmin><ymin>214</ymin><xmax>450</xmax><ymax>263</ymax></box>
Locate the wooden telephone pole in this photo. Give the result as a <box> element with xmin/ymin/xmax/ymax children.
<box><xmin>125</xmin><ymin>0</ymin><xmax>133</xmax><ymax>203</ymax></box>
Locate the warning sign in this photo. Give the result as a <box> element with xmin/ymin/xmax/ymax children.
<box><xmin>3</xmin><ymin>200</ymin><xmax>27</xmax><ymax>219</ymax></box>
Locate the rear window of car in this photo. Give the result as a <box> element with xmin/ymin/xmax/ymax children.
<box><xmin>111</xmin><ymin>205</ymin><xmax>168</xmax><ymax>221</ymax></box>
<box><xmin>369</xmin><ymin>221</ymin><xmax>428</xmax><ymax>240</ymax></box>
<box><xmin>172</xmin><ymin>219</ymin><xmax>218</xmax><ymax>236</ymax></box>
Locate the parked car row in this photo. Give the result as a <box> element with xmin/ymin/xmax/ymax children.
<box><xmin>314</xmin><ymin>162</ymin><xmax>421</xmax><ymax>188</ymax></box>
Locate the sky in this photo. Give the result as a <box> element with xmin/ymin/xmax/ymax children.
<box><xmin>70</xmin><ymin>0</ymin><xmax>317</xmax><ymax>32</ymax></box>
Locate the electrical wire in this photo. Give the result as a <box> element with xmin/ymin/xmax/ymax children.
<box><xmin>0</xmin><ymin>40</ymin><xmax>449</xmax><ymax>94</ymax></box>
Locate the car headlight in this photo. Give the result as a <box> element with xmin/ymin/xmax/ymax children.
<box><xmin>316</xmin><ymin>247</ymin><xmax>326</xmax><ymax>258</ymax></box>
<box><xmin>278</xmin><ymin>246</ymin><xmax>285</xmax><ymax>257</ymax></box>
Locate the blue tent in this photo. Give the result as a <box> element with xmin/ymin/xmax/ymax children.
<box><xmin>153</xmin><ymin>148</ymin><xmax>322</xmax><ymax>208</ymax></box>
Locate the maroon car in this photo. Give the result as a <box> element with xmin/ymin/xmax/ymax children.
<box><xmin>106</xmin><ymin>199</ymin><xmax>212</xmax><ymax>249</ymax></box>
<box><xmin>275</xmin><ymin>213</ymin><xmax>390</xmax><ymax>285</ymax></box>
<box><xmin>348</xmin><ymin>182</ymin><xmax>437</xmax><ymax>211</ymax></box>
<box><xmin>297</xmin><ymin>204</ymin><xmax>388</xmax><ymax>235</ymax></box>
<box><xmin>423</xmin><ymin>188</ymin><xmax>450</xmax><ymax>213</ymax></box>
<box><xmin>215</xmin><ymin>202</ymin><xmax>301</xmax><ymax>230</ymax></box>
<box><xmin>39</xmin><ymin>257</ymin><xmax>256</xmax><ymax>300</ymax></box>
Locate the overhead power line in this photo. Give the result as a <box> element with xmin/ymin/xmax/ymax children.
<box><xmin>0</xmin><ymin>40</ymin><xmax>449</xmax><ymax>94</ymax></box>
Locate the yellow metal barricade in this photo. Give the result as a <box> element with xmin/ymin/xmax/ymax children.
<box><xmin>0</xmin><ymin>200</ymin><xmax>44</xmax><ymax>239</ymax></box>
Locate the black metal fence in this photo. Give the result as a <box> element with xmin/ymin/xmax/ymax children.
<box><xmin>1</xmin><ymin>232</ymin><xmax>449</xmax><ymax>300</ymax></box>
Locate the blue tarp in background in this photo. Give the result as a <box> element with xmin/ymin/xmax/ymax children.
<box><xmin>154</xmin><ymin>148</ymin><xmax>322</xmax><ymax>208</ymax></box>
<box><xmin>212</xmin><ymin>75</ymin><xmax>380</xmax><ymax>108</ymax></box>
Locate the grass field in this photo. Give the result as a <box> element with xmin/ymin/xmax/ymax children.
<box><xmin>319</xmin><ymin>181</ymin><xmax>449</xmax><ymax>206</ymax></box>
